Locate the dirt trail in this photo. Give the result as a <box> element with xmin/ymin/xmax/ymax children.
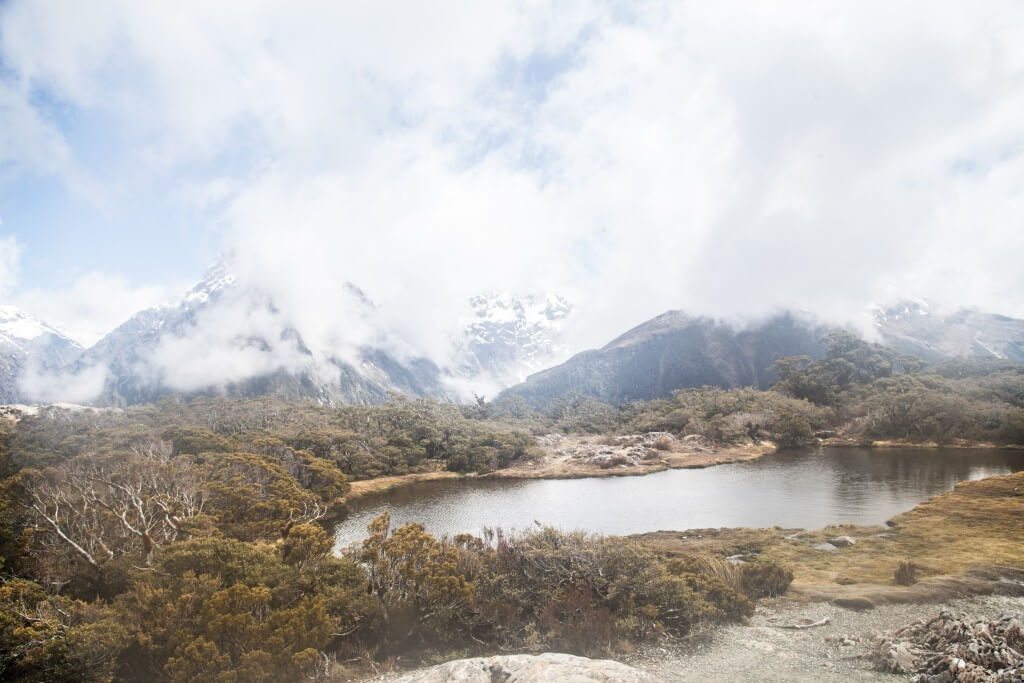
<box><xmin>628</xmin><ymin>594</ymin><xmax>1024</xmax><ymax>682</ymax></box>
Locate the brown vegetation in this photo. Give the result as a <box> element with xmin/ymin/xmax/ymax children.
<box><xmin>636</xmin><ymin>470</ymin><xmax>1024</xmax><ymax>608</ymax></box>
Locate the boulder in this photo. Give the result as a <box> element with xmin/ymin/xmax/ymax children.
<box><xmin>387</xmin><ymin>653</ymin><xmax>653</xmax><ymax>682</ymax></box>
<box><xmin>827</xmin><ymin>535</ymin><xmax>856</xmax><ymax>547</ymax></box>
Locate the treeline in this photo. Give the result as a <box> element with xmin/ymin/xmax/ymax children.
<box><xmin>487</xmin><ymin>332</ymin><xmax>1024</xmax><ymax>447</ymax></box>
<box><xmin>5</xmin><ymin>396</ymin><xmax>536</xmax><ymax>480</ymax></box>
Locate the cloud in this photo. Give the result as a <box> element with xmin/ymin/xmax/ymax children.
<box><xmin>144</xmin><ymin>286</ymin><xmax>316</xmax><ymax>393</ymax></box>
<box><xmin>13</xmin><ymin>272</ymin><xmax>180</xmax><ymax>347</ymax></box>
<box><xmin>0</xmin><ymin>234</ymin><xmax>20</xmax><ymax>296</ymax></box>
<box><xmin>0</xmin><ymin>1</ymin><xmax>1022</xmax><ymax>398</ymax></box>
<box><xmin>18</xmin><ymin>361</ymin><xmax>108</xmax><ymax>405</ymax></box>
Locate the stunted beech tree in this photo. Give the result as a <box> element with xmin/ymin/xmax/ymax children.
<box><xmin>15</xmin><ymin>452</ymin><xmax>206</xmax><ymax>587</ymax></box>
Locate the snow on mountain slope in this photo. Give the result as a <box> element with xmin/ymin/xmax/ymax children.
<box><xmin>872</xmin><ymin>300</ymin><xmax>1024</xmax><ymax>363</ymax></box>
<box><xmin>70</xmin><ymin>261</ymin><xmax>450</xmax><ymax>406</ymax></box>
<box><xmin>452</xmin><ymin>291</ymin><xmax>573</xmax><ymax>394</ymax></box>
<box><xmin>0</xmin><ymin>306</ymin><xmax>83</xmax><ymax>403</ymax></box>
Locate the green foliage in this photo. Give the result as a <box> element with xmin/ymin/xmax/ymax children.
<box><xmin>115</xmin><ymin>534</ymin><xmax>373</xmax><ymax>682</ymax></box>
<box><xmin>856</xmin><ymin>374</ymin><xmax>1024</xmax><ymax>444</ymax></box>
<box><xmin>361</xmin><ymin>513</ymin><xmax>471</xmax><ymax>648</ymax></box>
<box><xmin>0</xmin><ymin>578</ymin><xmax>126</xmax><ymax>682</ymax></box>
<box><xmin>773</xmin><ymin>332</ymin><xmax>899</xmax><ymax>405</ymax></box>
<box><xmin>546</xmin><ymin>395</ymin><xmax>621</xmax><ymax>434</ymax></box>
<box><xmin>361</xmin><ymin>522</ymin><xmax>754</xmax><ymax>656</ymax></box>
<box><xmin>737</xmin><ymin>560</ymin><xmax>794</xmax><ymax>599</ymax></box>
<box><xmin>624</xmin><ymin>387</ymin><xmax>830</xmax><ymax>448</ymax></box>
<box><xmin>163</xmin><ymin>426</ymin><xmax>235</xmax><ymax>455</ymax></box>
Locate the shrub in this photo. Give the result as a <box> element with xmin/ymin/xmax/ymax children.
<box><xmin>738</xmin><ymin>561</ymin><xmax>794</xmax><ymax>598</ymax></box>
<box><xmin>894</xmin><ymin>560</ymin><xmax>920</xmax><ymax>586</ymax></box>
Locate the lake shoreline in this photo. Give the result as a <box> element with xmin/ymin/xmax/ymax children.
<box><xmin>343</xmin><ymin>437</ymin><xmax>777</xmax><ymax>503</ymax></box>
<box><xmin>821</xmin><ymin>436</ymin><xmax>1024</xmax><ymax>449</ymax></box>
<box><xmin>342</xmin><ymin>435</ymin><xmax>1019</xmax><ymax>503</ymax></box>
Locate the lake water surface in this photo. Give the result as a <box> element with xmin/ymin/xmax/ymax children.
<box><xmin>334</xmin><ymin>447</ymin><xmax>1024</xmax><ymax>547</ymax></box>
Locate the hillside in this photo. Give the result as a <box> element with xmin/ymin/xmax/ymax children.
<box><xmin>500</xmin><ymin>311</ymin><xmax>830</xmax><ymax>407</ymax></box>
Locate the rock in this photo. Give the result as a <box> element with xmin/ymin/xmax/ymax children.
<box><xmin>888</xmin><ymin>641</ymin><xmax>920</xmax><ymax>673</ymax></box>
<box><xmin>388</xmin><ymin>653</ymin><xmax>654</xmax><ymax>682</ymax></box>
<box><xmin>832</xmin><ymin>597</ymin><xmax>875</xmax><ymax>610</ymax></box>
<box><xmin>813</xmin><ymin>542</ymin><xmax>839</xmax><ymax>552</ymax></box>
<box><xmin>827</xmin><ymin>535</ymin><xmax>856</xmax><ymax>547</ymax></box>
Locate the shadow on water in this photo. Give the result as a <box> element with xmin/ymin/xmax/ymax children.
<box><xmin>334</xmin><ymin>447</ymin><xmax>1024</xmax><ymax>548</ymax></box>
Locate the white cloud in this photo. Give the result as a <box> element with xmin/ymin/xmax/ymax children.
<box><xmin>18</xmin><ymin>361</ymin><xmax>108</xmax><ymax>404</ymax></box>
<box><xmin>0</xmin><ymin>0</ymin><xmax>1022</xmax><ymax>397</ymax></box>
<box><xmin>0</xmin><ymin>234</ymin><xmax>21</xmax><ymax>296</ymax></box>
<box><xmin>13</xmin><ymin>272</ymin><xmax>180</xmax><ymax>346</ymax></box>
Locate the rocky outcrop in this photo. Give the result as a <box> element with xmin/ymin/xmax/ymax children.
<box><xmin>387</xmin><ymin>653</ymin><xmax>652</xmax><ymax>683</ymax></box>
<box><xmin>536</xmin><ymin>432</ymin><xmax>680</xmax><ymax>470</ymax></box>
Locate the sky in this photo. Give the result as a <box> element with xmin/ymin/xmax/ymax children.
<box><xmin>1</xmin><ymin>0</ymin><xmax>1023</xmax><ymax>361</ymax></box>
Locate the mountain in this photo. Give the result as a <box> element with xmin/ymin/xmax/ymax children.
<box><xmin>498</xmin><ymin>311</ymin><xmax>830</xmax><ymax>407</ymax></box>
<box><xmin>67</xmin><ymin>264</ymin><xmax>571</xmax><ymax>407</ymax></box>
<box><xmin>73</xmin><ymin>263</ymin><xmax>449</xmax><ymax>406</ymax></box>
<box><xmin>873</xmin><ymin>301</ymin><xmax>1024</xmax><ymax>363</ymax></box>
<box><xmin>0</xmin><ymin>306</ymin><xmax>83</xmax><ymax>403</ymax></box>
<box><xmin>453</xmin><ymin>292</ymin><xmax>572</xmax><ymax>391</ymax></box>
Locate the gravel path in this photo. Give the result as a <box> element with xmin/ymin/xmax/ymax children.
<box><xmin>627</xmin><ymin>595</ymin><xmax>1024</xmax><ymax>682</ymax></box>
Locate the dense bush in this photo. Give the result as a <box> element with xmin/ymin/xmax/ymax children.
<box><xmin>358</xmin><ymin>520</ymin><xmax>755</xmax><ymax>657</ymax></box>
<box><xmin>620</xmin><ymin>387</ymin><xmax>830</xmax><ymax>448</ymax></box>
<box><xmin>738</xmin><ymin>560</ymin><xmax>794</xmax><ymax>599</ymax></box>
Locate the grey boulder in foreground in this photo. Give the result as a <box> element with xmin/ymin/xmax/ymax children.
<box><xmin>388</xmin><ymin>653</ymin><xmax>652</xmax><ymax>682</ymax></box>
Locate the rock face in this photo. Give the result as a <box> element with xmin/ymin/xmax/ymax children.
<box><xmin>387</xmin><ymin>653</ymin><xmax>653</xmax><ymax>683</ymax></box>
<box><xmin>499</xmin><ymin>311</ymin><xmax>830</xmax><ymax>407</ymax></box>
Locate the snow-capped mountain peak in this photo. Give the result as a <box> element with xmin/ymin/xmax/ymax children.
<box><xmin>0</xmin><ymin>305</ymin><xmax>78</xmax><ymax>346</ymax></box>
<box><xmin>181</xmin><ymin>261</ymin><xmax>238</xmax><ymax>306</ymax></box>
<box><xmin>0</xmin><ymin>307</ymin><xmax>84</xmax><ymax>403</ymax></box>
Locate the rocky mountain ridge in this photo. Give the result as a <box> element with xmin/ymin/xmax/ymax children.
<box><xmin>499</xmin><ymin>302</ymin><xmax>1024</xmax><ymax>407</ymax></box>
<box><xmin>1</xmin><ymin>272</ymin><xmax>1021</xmax><ymax>408</ymax></box>
<box><xmin>3</xmin><ymin>263</ymin><xmax>571</xmax><ymax>406</ymax></box>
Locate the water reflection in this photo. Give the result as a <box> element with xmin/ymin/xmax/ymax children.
<box><xmin>334</xmin><ymin>447</ymin><xmax>1024</xmax><ymax>547</ymax></box>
